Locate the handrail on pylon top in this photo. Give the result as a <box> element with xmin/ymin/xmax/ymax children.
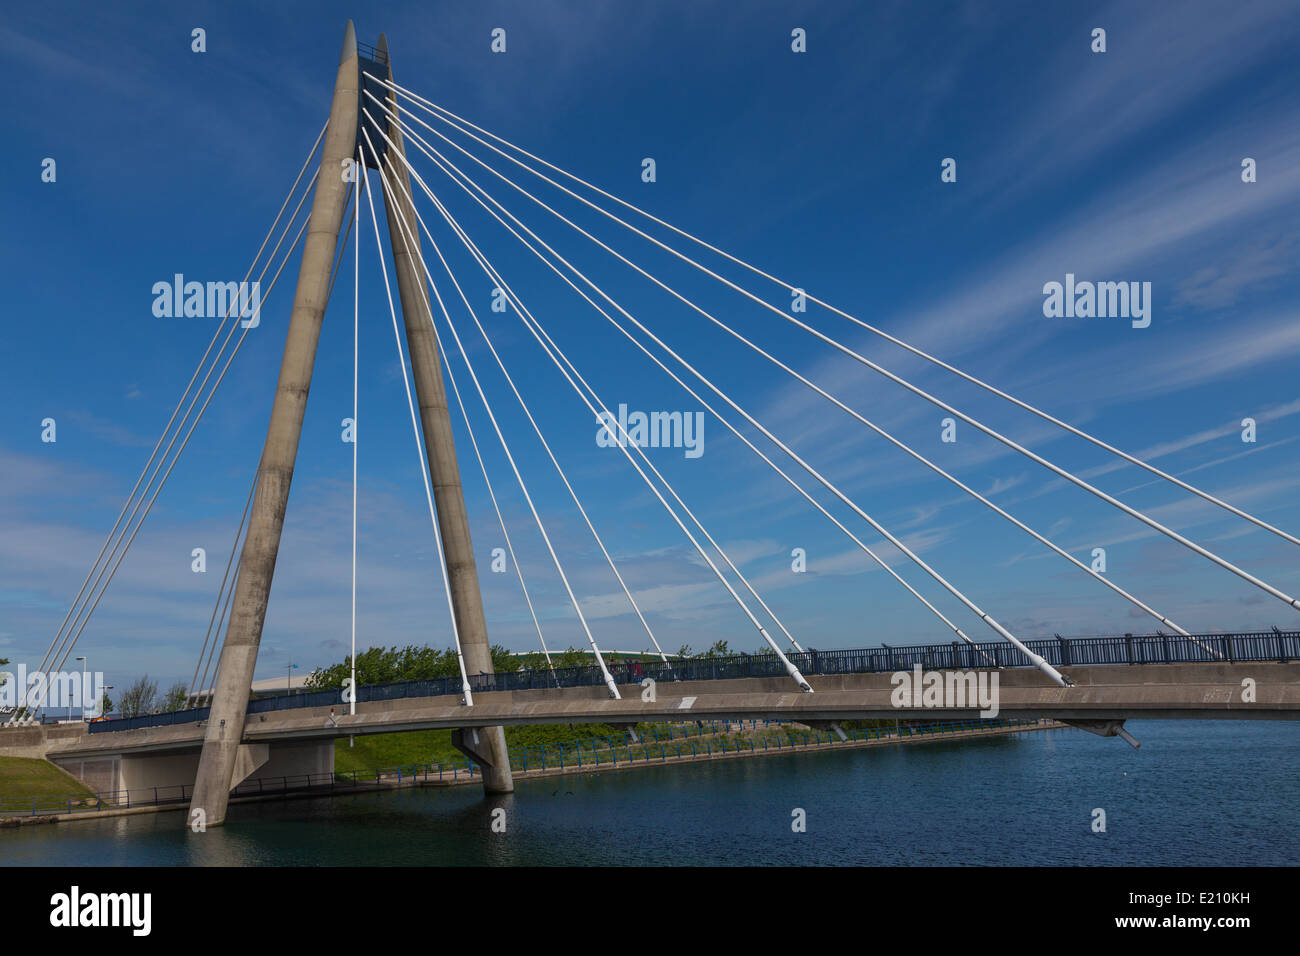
<box><xmin>357</xmin><ymin>39</ymin><xmax>388</xmax><ymax>65</ymax></box>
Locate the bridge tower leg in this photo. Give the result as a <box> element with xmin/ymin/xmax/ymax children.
<box><xmin>373</xmin><ymin>34</ymin><xmax>513</xmax><ymax>794</ymax></box>
<box><xmin>188</xmin><ymin>21</ymin><xmax>361</xmax><ymax>828</ymax></box>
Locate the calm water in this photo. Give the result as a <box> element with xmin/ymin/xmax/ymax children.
<box><xmin>3</xmin><ymin>721</ymin><xmax>1296</xmax><ymax>866</ymax></box>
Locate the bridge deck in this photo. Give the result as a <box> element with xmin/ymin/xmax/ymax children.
<box><xmin>23</xmin><ymin>661</ymin><xmax>1300</xmax><ymax>761</ymax></box>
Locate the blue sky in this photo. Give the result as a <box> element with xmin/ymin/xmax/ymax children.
<box><xmin>3</xmin><ymin>0</ymin><xmax>1300</xmax><ymax>696</ymax></box>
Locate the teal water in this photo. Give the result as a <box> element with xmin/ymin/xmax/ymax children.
<box><xmin>2</xmin><ymin>722</ymin><xmax>1296</xmax><ymax>866</ymax></box>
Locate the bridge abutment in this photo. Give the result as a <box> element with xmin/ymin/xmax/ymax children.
<box><xmin>53</xmin><ymin>740</ymin><xmax>333</xmax><ymax>796</ymax></box>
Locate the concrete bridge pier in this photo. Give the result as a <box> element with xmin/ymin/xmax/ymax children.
<box><xmin>188</xmin><ymin>21</ymin><xmax>361</xmax><ymax>828</ymax></box>
<box><xmin>376</xmin><ymin>33</ymin><xmax>512</xmax><ymax>794</ymax></box>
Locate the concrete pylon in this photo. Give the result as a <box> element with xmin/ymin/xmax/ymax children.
<box><xmin>374</xmin><ymin>33</ymin><xmax>513</xmax><ymax>794</ymax></box>
<box><xmin>188</xmin><ymin>21</ymin><xmax>360</xmax><ymax>828</ymax></box>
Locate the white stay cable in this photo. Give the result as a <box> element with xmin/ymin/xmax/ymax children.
<box><xmin>414</xmin><ymin>262</ymin><xmax>561</xmax><ymax>685</ymax></box>
<box><xmin>186</xmin><ymin>469</ymin><xmax>258</xmax><ymax>709</ymax></box>
<box><xmin>375</xmin><ymin>166</ymin><xmax>558</xmax><ymax>687</ymax></box>
<box><xmin>414</xmin><ymin>155</ymin><xmax>813</xmax><ymax>664</ymax></box>
<box><xmin>384</xmin><ymin>118</ymin><xmax>1000</xmax><ymax>668</ymax></box>
<box><xmin>22</xmin><ymin>209</ymin><xmax>315</xmax><ymax>724</ymax></box>
<box><xmin>377</xmin><ymin>134</ymin><xmax>808</xmax><ymax>663</ymax></box>
<box><xmin>398</xmin><ymin>130</ymin><xmax>998</xmax><ymax>665</ymax></box>
<box><xmin>361</xmin><ymin>130</ymin><xmax>619</xmax><ymax>700</ymax></box>
<box><xmin>20</xmin><ymin>135</ymin><xmax>324</xmax><ymax>722</ymax></box>
<box><xmin>377</xmin><ymin>93</ymin><xmax>1300</xmax><ymax>621</ymax></box>
<box><xmin>387</xmin><ymin>105</ymin><xmax>1189</xmax><ymax>647</ymax></box>
<box><xmin>191</xmin><ymin>177</ymin><xmax>359</xmax><ymax>712</ymax></box>
<box><xmin>373</xmin><ymin>102</ymin><xmax>1067</xmax><ymax>687</ymax></box>
<box><xmin>372</xmin><ymin>118</ymin><xmax>817</xmax><ymax>691</ymax></box>
<box><xmin>376</xmin><ymin>77</ymin><xmax>1300</xmax><ymax>551</ymax></box>
<box><xmin>360</xmin><ymin>160</ymin><xmax>475</xmax><ymax>706</ymax></box>
<box><xmin>416</xmin><ymin>130</ymin><xmax>1190</xmax><ymax>639</ymax></box>
<box><xmin>196</xmin><ymin>559</ymin><xmax>240</xmax><ymax>707</ymax></box>
<box><xmin>42</xmin><ymin>173</ymin><xmax>319</xmax><ymax>688</ymax></box>
<box><xmin>366</xmin><ymin>124</ymin><xmax>670</xmax><ymax>673</ymax></box>
<box><xmin>351</xmin><ymin>146</ymin><xmax>361</xmax><ymax>716</ymax></box>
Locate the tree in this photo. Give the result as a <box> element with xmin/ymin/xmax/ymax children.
<box><xmin>554</xmin><ymin>646</ymin><xmax>592</xmax><ymax>668</ymax></box>
<box><xmin>118</xmin><ymin>675</ymin><xmax>158</xmax><ymax>717</ymax></box>
<box><xmin>489</xmin><ymin>644</ymin><xmax>522</xmax><ymax>673</ymax></box>
<box><xmin>515</xmin><ymin>645</ymin><xmax>590</xmax><ymax>671</ymax></box>
<box><xmin>306</xmin><ymin>641</ymin><xmax>630</xmax><ymax>693</ymax></box>
<box><xmin>99</xmin><ymin>690</ymin><xmax>114</xmax><ymax>716</ymax></box>
<box><xmin>307</xmin><ymin>643</ymin><xmax>478</xmax><ymax>691</ymax></box>
<box><xmin>161</xmin><ymin>682</ymin><xmax>189</xmax><ymax>712</ymax></box>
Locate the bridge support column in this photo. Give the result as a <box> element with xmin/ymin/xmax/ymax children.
<box><xmin>376</xmin><ymin>35</ymin><xmax>512</xmax><ymax>794</ymax></box>
<box><xmin>451</xmin><ymin>727</ymin><xmax>513</xmax><ymax>782</ymax></box>
<box><xmin>188</xmin><ymin>21</ymin><xmax>360</xmax><ymax>827</ymax></box>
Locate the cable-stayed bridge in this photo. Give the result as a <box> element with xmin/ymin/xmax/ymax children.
<box><xmin>4</xmin><ymin>23</ymin><xmax>1298</xmax><ymax>827</ymax></box>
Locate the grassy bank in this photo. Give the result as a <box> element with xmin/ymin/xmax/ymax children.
<box><xmin>333</xmin><ymin>723</ymin><xmax>632</xmax><ymax>773</ymax></box>
<box><xmin>331</xmin><ymin>718</ymin><xmax>1037</xmax><ymax>781</ymax></box>
<box><xmin>332</xmin><ymin>719</ymin><xmax>898</xmax><ymax>772</ymax></box>
<box><xmin>0</xmin><ymin>757</ymin><xmax>93</xmax><ymax>800</ymax></box>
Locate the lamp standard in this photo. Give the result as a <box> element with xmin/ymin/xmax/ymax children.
<box><xmin>75</xmin><ymin>656</ymin><xmax>86</xmax><ymax>721</ymax></box>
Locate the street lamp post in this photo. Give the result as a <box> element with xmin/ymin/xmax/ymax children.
<box><xmin>75</xmin><ymin>656</ymin><xmax>86</xmax><ymax>721</ymax></box>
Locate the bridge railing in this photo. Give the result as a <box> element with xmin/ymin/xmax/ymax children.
<box><xmin>85</xmin><ymin>630</ymin><xmax>1300</xmax><ymax>734</ymax></box>
<box><xmin>86</xmin><ymin>706</ymin><xmax>212</xmax><ymax>734</ymax></box>
<box><xmin>0</xmin><ymin>784</ymin><xmax>193</xmax><ymax>816</ymax></box>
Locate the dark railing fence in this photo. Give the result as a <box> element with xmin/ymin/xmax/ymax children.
<box><xmin>87</xmin><ymin>629</ymin><xmax>1300</xmax><ymax>735</ymax></box>
<box><xmin>0</xmin><ymin>773</ymin><xmax>363</xmax><ymax>818</ymax></box>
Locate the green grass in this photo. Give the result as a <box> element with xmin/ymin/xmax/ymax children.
<box><xmin>503</xmin><ymin>722</ymin><xmax>627</xmax><ymax>751</ymax></box>
<box><xmin>0</xmin><ymin>757</ymin><xmax>93</xmax><ymax>803</ymax></box>
<box><xmin>333</xmin><ymin>722</ymin><xmax>633</xmax><ymax>772</ymax></box>
<box><xmin>333</xmin><ymin>730</ymin><xmax>461</xmax><ymax>773</ymax></box>
<box><xmin>330</xmin><ymin>718</ymin><xmax>1003</xmax><ymax>777</ymax></box>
